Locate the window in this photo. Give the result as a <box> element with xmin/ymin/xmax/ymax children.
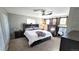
<box><xmin>27</xmin><ymin>18</ymin><xmax>36</xmax><ymax>24</ymax></box>
<box><xmin>46</xmin><ymin>20</ymin><xmax>50</xmax><ymax>24</ymax></box>
<box><xmin>60</xmin><ymin>18</ymin><xmax>67</xmax><ymax>25</ymax></box>
<box><xmin>59</xmin><ymin>18</ymin><xmax>67</xmax><ymax>27</ymax></box>
<box><xmin>53</xmin><ymin>19</ymin><xmax>56</xmax><ymax>25</ymax></box>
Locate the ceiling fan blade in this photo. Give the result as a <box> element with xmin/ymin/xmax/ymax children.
<box><xmin>47</xmin><ymin>12</ymin><xmax>52</xmax><ymax>15</ymax></box>
<box><xmin>42</xmin><ymin>13</ymin><xmax>45</xmax><ymax>15</ymax></box>
<box><xmin>34</xmin><ymin>9</ymin><xmax>44</xmax><ymax>11</ymax></box>
<box><xmin>34</xmin><ymin>9</ymin><xmax>39</xmax><ymax>11</ymax></box>
<box><xmin>46</xmin><ymin>11</ymin><xmax>53</xmax><ymax>15</ymax></box>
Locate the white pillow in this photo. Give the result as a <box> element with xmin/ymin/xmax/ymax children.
<box><xmin>25</xmin><ymin>28</ymin><xmax>33</xmax><ymax>31</ymax></box>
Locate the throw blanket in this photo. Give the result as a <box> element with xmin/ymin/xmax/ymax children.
<box><xmin>24</xmin><ymin>30</ymin><xmax>52</xmax><ymax>45</ymax></box>
<box><xmin>36</xmin><ymin>31</ymin><xmax>46</xmax><ymax>37</ymax></box>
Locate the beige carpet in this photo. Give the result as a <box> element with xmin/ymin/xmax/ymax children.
<box><xmin>8</xmin><ymin>37</ymin><xmax>61</xmax><ymax>51</ymax></box>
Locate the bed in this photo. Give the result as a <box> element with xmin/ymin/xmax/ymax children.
<box><xmin>23</xmin><ymin>24</ymin><xmax>52</xmax><ymax>47</ymax></box>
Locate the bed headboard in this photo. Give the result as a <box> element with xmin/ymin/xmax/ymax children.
<box><xmin>23</xmin><ymin>23</ymin><xmax>39</xmax><ymax>31</ymax></box>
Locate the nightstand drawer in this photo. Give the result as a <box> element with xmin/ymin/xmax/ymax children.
<box><xmin>15</xmin><ymin>30</ymin><xmax>24</xmax><ymax>38</ymax></box>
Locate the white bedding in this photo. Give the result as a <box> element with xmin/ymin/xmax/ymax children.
<box><xmin>24</xmin><ymin>30</ymin><xmax>52</xmax><ymax>46</ymax></box>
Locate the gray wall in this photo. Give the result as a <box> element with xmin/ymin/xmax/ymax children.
<box><xmin>8</xmin><ymin>13</ymin><xmax>27</xmax><ymax>33</ymax></box>
<box><xmin>8</xmin><ymin>13</ymin><xmax>40</xmax><ymax>38</ymax></box>
<box><xmin>0</xmin><ymin>8</ymin><xmax>10</xmax><ymax>50</ymax></box>
<box><xmin>67</xmin><ymin>7</ymin><xmax>79</xmax><ymax>31</ymax></box>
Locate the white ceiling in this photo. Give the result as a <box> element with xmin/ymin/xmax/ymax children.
<box><xmin>4</xmin><ymin>7</ymin><xmax>70</xmax><ymax>18</ymax></box>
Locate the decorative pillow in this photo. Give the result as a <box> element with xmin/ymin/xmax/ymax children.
<box><xmin>33</xmin><ymin>27</ymin><xmax>39</xmax><ymax>30</ymax></box>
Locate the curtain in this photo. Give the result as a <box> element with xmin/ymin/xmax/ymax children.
<box><xmin>56</xmin><ymin>18</ymin><xmax>60</xmax><ymax>25</ymax></box>
<box><xmin>0</xmin><ymin>10</ymin><xmax>10</xmax><ymax>50</ymax></box>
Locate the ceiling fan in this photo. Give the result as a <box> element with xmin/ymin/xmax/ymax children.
<box><xmin>34</xmin><ymin>9</ymin><xmax>53</xmax><ymax>16</ymax></box>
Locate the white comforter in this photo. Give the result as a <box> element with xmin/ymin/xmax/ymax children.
<box><xmin>24</xmin><ymin>30</ymin><xmax>52</xmax><ymax>46</ymax></box>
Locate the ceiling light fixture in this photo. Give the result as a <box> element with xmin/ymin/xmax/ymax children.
<box><xmin>34</xmin><ymin>9</ymin><xmax>53</xmax><ymax>16</ymax></box>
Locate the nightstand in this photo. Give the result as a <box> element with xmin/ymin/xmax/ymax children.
<box><xmin>14</xmin><ymin>30</ymin><xmax>24</xmax><ymax>38</ymax></box>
